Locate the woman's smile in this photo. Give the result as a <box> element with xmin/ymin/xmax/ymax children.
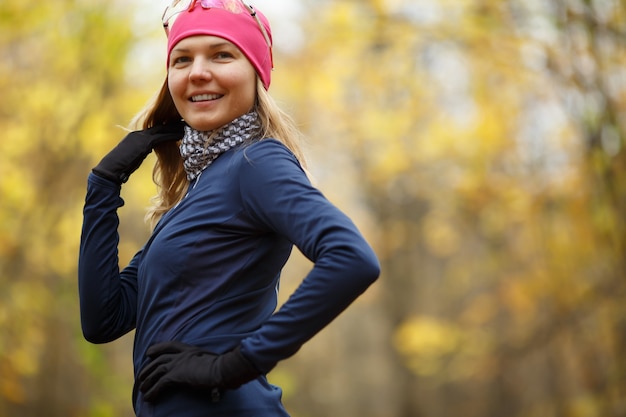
<box><xmin>190</xmin><ymin>93</ymin><xmax>223</xmax><ymax>102</ymax></box>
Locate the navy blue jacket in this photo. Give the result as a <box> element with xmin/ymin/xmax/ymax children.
<box><xmin>79</xmin><ymin>139</ymin><xmax>380</xmax><ymax>416</ymax></box>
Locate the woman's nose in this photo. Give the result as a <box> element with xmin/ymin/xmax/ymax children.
<box><xmin>188</xmin><ymin>58</ymin><xmax>212</xmax><ymax>81</ymax></box>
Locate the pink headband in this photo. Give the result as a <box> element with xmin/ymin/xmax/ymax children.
<box><xmin>166</xmin><ymin>6</ymin><xmax>273</xmax><ymax>89</ymax></box>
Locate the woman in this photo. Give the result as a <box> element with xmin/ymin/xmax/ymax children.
<box><xmin>78</xmin><ymin>1</ymin><xmax>380</xmax><ymax>416</ymax></box>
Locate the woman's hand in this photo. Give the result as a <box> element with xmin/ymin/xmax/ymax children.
<box><xmin>92</xmin><ymin>120</ymin><xmax>185</xmax><ymax>184</ymax></box>
<box><xmin>138</xmin><ymin>341</ymin><xmax>260</xmax><ymax>402</ymax></box>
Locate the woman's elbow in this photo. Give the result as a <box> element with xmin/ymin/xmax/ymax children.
<box><xmin>81</xmin><ymin>325</ymin><xmax>110</xmax><ymax>344</ymax></box>
<box><xmin>363</xmin><ymin>254</ymin><xmax>381</xmax><ymax>284</ymax></box>
<box><xmin>80</xmin><ymin>318</ymin><xmax>124</xmax><ymax>344</ymax></box>
<box><xmin>352</xmin><ymin>247</ymin><xmax>381</xmax><ymax>286</ymax></box>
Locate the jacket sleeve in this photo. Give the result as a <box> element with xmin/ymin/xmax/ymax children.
<box><xmin>78</xmin><ymin>173</ymin><xmax>138</xmax><ymax>343</ymax></box>
<box><xmin>237</xmin><ymin>140</ymin><xmax>381</xmax><ymax>373</ymax></box>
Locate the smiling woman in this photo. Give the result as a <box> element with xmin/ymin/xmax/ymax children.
<box><xmin>167</xmin><ymin>36</ymin><xmax>257</xmax><ymax>131</ymax></box>
<box><xmin>78</xmin><ymin>1</ymin><xmax>380</xmax><ymax>417</ymax></box>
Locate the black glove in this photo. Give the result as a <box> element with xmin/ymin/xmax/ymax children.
<box><xmin>92</xmin><ymin>120</ymin><xmax>185</xmax><ymax>184</ymax></box>
<box><xmin>137</xmin><ymin>341</ymin><xmax>260</xmax><ymax>403</ymax></box>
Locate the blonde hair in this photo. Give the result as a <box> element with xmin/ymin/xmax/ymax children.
<box><xmin>129</xmin><ymin>77</ymin><xmax>307</xmax><ymax>230</ymax></box>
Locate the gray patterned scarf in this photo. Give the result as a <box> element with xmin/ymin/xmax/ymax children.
<box><xmin>180</xmin><ymin>111</ymin><xmax>262</xmax><ymax>181</ymax></box>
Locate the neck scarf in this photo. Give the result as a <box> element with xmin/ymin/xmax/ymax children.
<box><xmin>180</xmin><ymin>111</ymin><xmax>262</xmax><ymax>181</ymax></box>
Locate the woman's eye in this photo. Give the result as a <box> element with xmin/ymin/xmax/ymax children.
<box><xmin>170</xmin><ymin>56</ymin><xmax>191</xmax><ymax>66</ymax></box>
<box><xmin>215</xmin><ymin>51</ymin><xmax>234</xmax><ymax>60</ymax></box>
<box><xmin>174</xmin><ymin>56</ymin><xmax>191</xmax><ymax>64</ymax></box>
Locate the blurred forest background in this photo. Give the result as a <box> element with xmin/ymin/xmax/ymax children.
<box><xmin>1</xmin><ymin>0</ymin><xmax>626</xmax><ymax>416</ymax></box>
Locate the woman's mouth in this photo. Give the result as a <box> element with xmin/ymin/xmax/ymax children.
<box><xmin>190</xmin><ymin>93</ymin><xmax>223</xmax><ymax>102</ymax></box>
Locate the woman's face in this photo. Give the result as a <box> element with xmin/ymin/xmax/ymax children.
<box><xmin>167</xmin><ymin>35</ymin><xmax>257</xmax><ymax>131</ymax></box>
